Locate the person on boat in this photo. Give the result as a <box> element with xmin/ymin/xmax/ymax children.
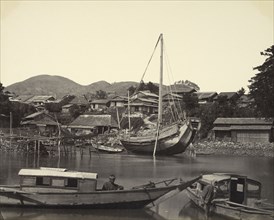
<box><xmin>102</xmin><ymin>175</ymin><xmax>124</xmax><ymax>191</ymax></box>
<box><xmin>201</xmin><ymin>183</ymin><xmax>215</xmax><ymax>218</ymax></box>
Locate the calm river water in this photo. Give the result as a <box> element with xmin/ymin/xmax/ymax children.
<box><xmin>0</xmin><ymin>151</ymin><xmax>273</xmax><ymax>220</ymax></box>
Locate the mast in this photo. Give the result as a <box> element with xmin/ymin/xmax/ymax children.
<box><xmin>158</xmin><ymin>33</ymin><xmax>163</xmax><ymax>123</ymax></box>
<box><xmin>128</xmin><ymin>90</ymin><xmax>131</xmax><ymax>134</ymax></box>
<box><xmin>153</xmin><ymin>33</ymin><xmax>163</xmax><ymax>157</ymax></box>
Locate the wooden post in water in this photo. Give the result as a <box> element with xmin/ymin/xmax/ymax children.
<box><xmin>37</xmin><ymin>139</ymin><xmax>40</xmax><ymax>167</ymax></box>
<box><xmin>33</xmin><ymin>140</ymin><xmax>37</xmax><ymax>168</ymax></box>
<box><xmin>116</xmin><ymin>108</ymin><xmax>121</xmax><ymax>129</ymax></box>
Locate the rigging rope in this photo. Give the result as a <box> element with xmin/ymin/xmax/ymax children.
<box><xmin>163</xmin><ymin>43</ymin><xmax>184</xmax><ymax>120</ymax></box>
<box><xmin>134</xmin><ymin>35</ymin><xmax>162</xmax><ymax>94</ymax></box>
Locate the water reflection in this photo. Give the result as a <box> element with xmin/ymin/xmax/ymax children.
<box><xmin>0</xmin><ymin>208</ymin><xmax>166</xmax><ymax>220</ymax></box>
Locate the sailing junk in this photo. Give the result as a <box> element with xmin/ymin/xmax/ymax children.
<box><xmin>120</xmin><ymin>34</ymin><xmax>197</xmax><ymax>155</ymax></box>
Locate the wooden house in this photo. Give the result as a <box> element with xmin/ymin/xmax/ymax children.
<box><xmin>109</xmin><ymin>96</ymin><xmax>127</xmax><ymax>107</ymax></box>
<box><xmin>131</xmin><ymin>91</ymin><xmax>158</xmax><ymax>101</ymax></box>
<box><xmin>20</xmin><ymin>111</ymin><xmax>60</xmax><ymax>135</ymax></box>
<box><xmin>213</xmin><ymin>92</ymin><xmax>239</xmax><ymax>102</ymax></box>
<box><xmin>126</xmin><ymin>98</ymin><xmax>158</xmax><ymax>115</ymax></box>
<box><xmin>170</xmin><ymin>84</ymin><xmax>196</xmax><ymax>96</ymax></box>
<box><xmin>11</xmin><ymin>95</ymin><xmax>34</xmax><ymax>103</ymax></box>
<box><xmin>213</xmin><ymin>118</ymin><xmax>274</xmax><ymax>143</ymax></box>
<box><xmin>25</xmin><ymin>96</ymin><xmax>56</xmax><ymax>107</ymax></box>
<box><xmin>196</xmin><ymin>92</ymin><xmax>218</xmax><ymax>104</ymax></box>
<box><xmin>162</xmin><ymin>93</ymin><xmax>183</xmax><ymax>103</ymax></box>
<box><xmin>69</xmin><ymin>96</ymin><xmax>90</xmax><ymax>110</ymax></box>
<box><xmin>67</xmin><ymin>114</ymin><xmax>118</xmax><ymax>135</ymax></box>
<box><xmin>90</xmin><ymin>99</ymin><xmax>110</xmax><ymax>110</ymax></box>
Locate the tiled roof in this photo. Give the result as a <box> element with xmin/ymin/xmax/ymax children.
<box><xmin>25</xmin><ymin>111</ymin><xmax>44</xmax><ymax>119</ymax></box>
<box><xmin>214</xmin><ymin>92</ymin><xmax>238</xmax><ymax>100</ymax></box>
<box><xmin>26</xmin><ymin>96</ymin><xmax>55</xmax><ymax>103</ymax></box>
<box><xmin>214</xmin><ymin>118</ymin><xmax>273</xmax><ymax>125</ymax></box>
<box><xmin>14</xmin><ymin>95</ymin><xmax>34</xmax><ymax>102</ymax></box>
<box><xmin>131</xmin><ymin>98</ymin><xmax>158</xmax><ymax>104</ymax></box>
<box><xmin>109</xmin><ymin>96</ymin><xmax>127</xmax><ymax>101</ymax></box>
<box><xmin>91</xmin><ymin>99</ymin><xmax>110</xmax><ymax>104</ymax></box>
<box><xmin>137</xmin><ymin>91</ymin><xmax>159</xmax><ymax>98</ymax></box>
<box><xmin>69</xmin><ymin>114</ymin><xmax>118</xmax><ymax>128</ymax></box>
<box><xmin>196</xmin><ymin>92</ymin><xmax>218</xmax><ymax>100</ymax></box>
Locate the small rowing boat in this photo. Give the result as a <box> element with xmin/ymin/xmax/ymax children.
<box><xmin>92</xmin><ymin>143</ymin><xmax>124</xmax><ymax>154</ymax></box>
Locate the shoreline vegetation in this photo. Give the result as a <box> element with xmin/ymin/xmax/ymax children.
<box><xmin>188</xmin><ymin>140</ymin><xmax>274</xmax><ymax>158</ymax></box>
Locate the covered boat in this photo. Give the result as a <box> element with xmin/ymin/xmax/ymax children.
<box><xmin>186</xmin><ymin>173</ymin><xmax>274</xmax><ymax>219</ymax></box>
<box><xmin>0</xmin><ymin>167</ymin><xmax>200</xmax><ymax>208</ymax></box>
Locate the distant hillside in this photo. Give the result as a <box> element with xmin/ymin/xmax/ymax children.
<box><xmin>5</xmin><ymin>75</ymin><xmax>139</xmax><ymax>98</ymax></box>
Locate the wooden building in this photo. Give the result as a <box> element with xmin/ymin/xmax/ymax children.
<box><xmin>67</xmin><ymin>114</ymin><xmax>118</xmax><ymax>135</ymax></box>
<box><xmin>20</xmin><ymin>111</ymin><xmax>60</xmax><ymax>135</ymax></box>
<box><xmin>213</xmin><ymin>92</ymin><xmax>239</xmax><ymax>102</ymax></box>
<box><xmin>196</xmin><ymin>92</ymin><xmax>218</xmax><ymax>104</ymax></box>
<box><xmin>69</xmin><ymin>96</ymin><xmax>90</xmax><ymax>111</ymax></box>
<box><xmin>170</xmin><ymin>84</ymin><xmax>196</xmax><ymax>96</ymax></box>
<box><xmin>90</xmin><ymin>99</ymin><xmax>110</xmax><ymax>110</ymax></box>
<box><xmin>109</xmin><ymin>96</ymin><xmax>127</xmax><ymax>107</ymax></box>
<box><xmin>162</xmin><ymin>93</ymin><xmax>183</xmax><ymax>103</ymax></box>
<box><xmin>213</xmin><ymin>118</ymin><xmax>274</xmax><ymax>143</ymax></box>
<box><xmin>126</xmin><ymin>98</ymin><xmax>158</xmax><ymax>115</ymax></box>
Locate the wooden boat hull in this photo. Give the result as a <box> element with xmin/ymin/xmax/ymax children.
<box><xmin>93</xmin><ymin>144</ymin><xmax>124</xmax><ymax>154</ymax></box>
<box><xmin>0</xmin><ymin>186</ymin><xmax>176</xmax><ymax>208</ymax></box>
<box><xmin>186</xmin><ymin>188</ymin><xmax>274</xmax><ymax>220</ymax></box>
<box><xmin>121</xmin><ymin>122</ymin><xmax>194</xmax><ymax>155</ymax></box>
<box><xmin>0</xmin><ymin>176</ymin><xmax>205</xmax><ymax>209</ymax></box>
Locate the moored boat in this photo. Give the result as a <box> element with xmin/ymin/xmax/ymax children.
<box><xmin>120</xmin><ymin>34</ymin><xmax>197</xmax><ymax>156</ymax></box>
<box><xmin>186</xmin><ymin>173</ymin><xmax>274</xmax><ymax>219</ymax></box>
<box><xmin>92</xmin><ymin>143</ymin><xmax>124</xmax><ymax>154</ymax></box>
<box><xmin>0</xmin><ymin>167</ymin><xmax>200</xmax><ymax>209</ymax></box>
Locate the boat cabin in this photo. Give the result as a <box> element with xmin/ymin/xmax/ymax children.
<box><xmin>192</xmin><ymin>173</ymin><xmax>261</xmax><ymax>206</ymax></box>
<box><xmin>19</xmin><ymin>167</ymin><xmax>98</xmax><ymax>193</ymax></box>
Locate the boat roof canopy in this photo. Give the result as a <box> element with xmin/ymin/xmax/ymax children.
<box><xmin>18</xmin><ymin>167</ymin><xmax>98</xmax><ymax>180</ymax></box>
<box><xmin>201</xmin><ymin>173</ymin><xmax>246</xmax><ymax>184</ymax></box>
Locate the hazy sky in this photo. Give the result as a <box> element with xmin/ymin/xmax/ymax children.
<box><xmin>1</xmin><ymin>1</ymin><xmax>273</xmax><ymax>92</ymax></box>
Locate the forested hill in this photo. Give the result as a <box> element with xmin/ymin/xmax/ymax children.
<box><xmin>5</xmin><ymin>75</ymin><xmax>139</xmax><ymax>98</ymax></box>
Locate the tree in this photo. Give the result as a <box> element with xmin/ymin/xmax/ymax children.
<box><xmin>248</xmin><ymin>45</ymin><xmax>274</xmax><ymax>117</ymax></box>
<box><xmin>127</xmin><ymin>81</ymin><xmax>159</xmax><ymax>96</ymax></box>
<box><xmin>95</xmin><ymin>90</ymin><xmax>108</xmax><ymax>99</ymax></box>
<box><xmin>181</xmin><ymin>93</ymin><xmax>199</xmax><ymax>116</ymax></box>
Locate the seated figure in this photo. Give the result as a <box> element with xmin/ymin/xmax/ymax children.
<box><xmin>102</xmin><ymin>174</ymin><xmax>124</xmax><ymax>191</ymax></box>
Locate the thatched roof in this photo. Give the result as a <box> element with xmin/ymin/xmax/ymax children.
<box><xmin>68</xmin><ymin>114</ymin><xmax>118</xmax><ymax>129</ymax></box>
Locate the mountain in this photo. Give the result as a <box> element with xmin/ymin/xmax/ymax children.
<box><xmin>5</xmin><ymin>75</ymin><xmax>139</xmax><ymax>98</ymax></box>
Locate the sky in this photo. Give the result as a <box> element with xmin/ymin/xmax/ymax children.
<box><xmin>0</xmin><ymin>0</ymin><xmax>273</xmax><ymax>93</ymax></box>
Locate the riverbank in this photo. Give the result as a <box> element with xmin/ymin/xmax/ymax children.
<box><xmin>191</xmin><ymin>140</ymin><xmax>274</xmax><ymax>157</ymax></box>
